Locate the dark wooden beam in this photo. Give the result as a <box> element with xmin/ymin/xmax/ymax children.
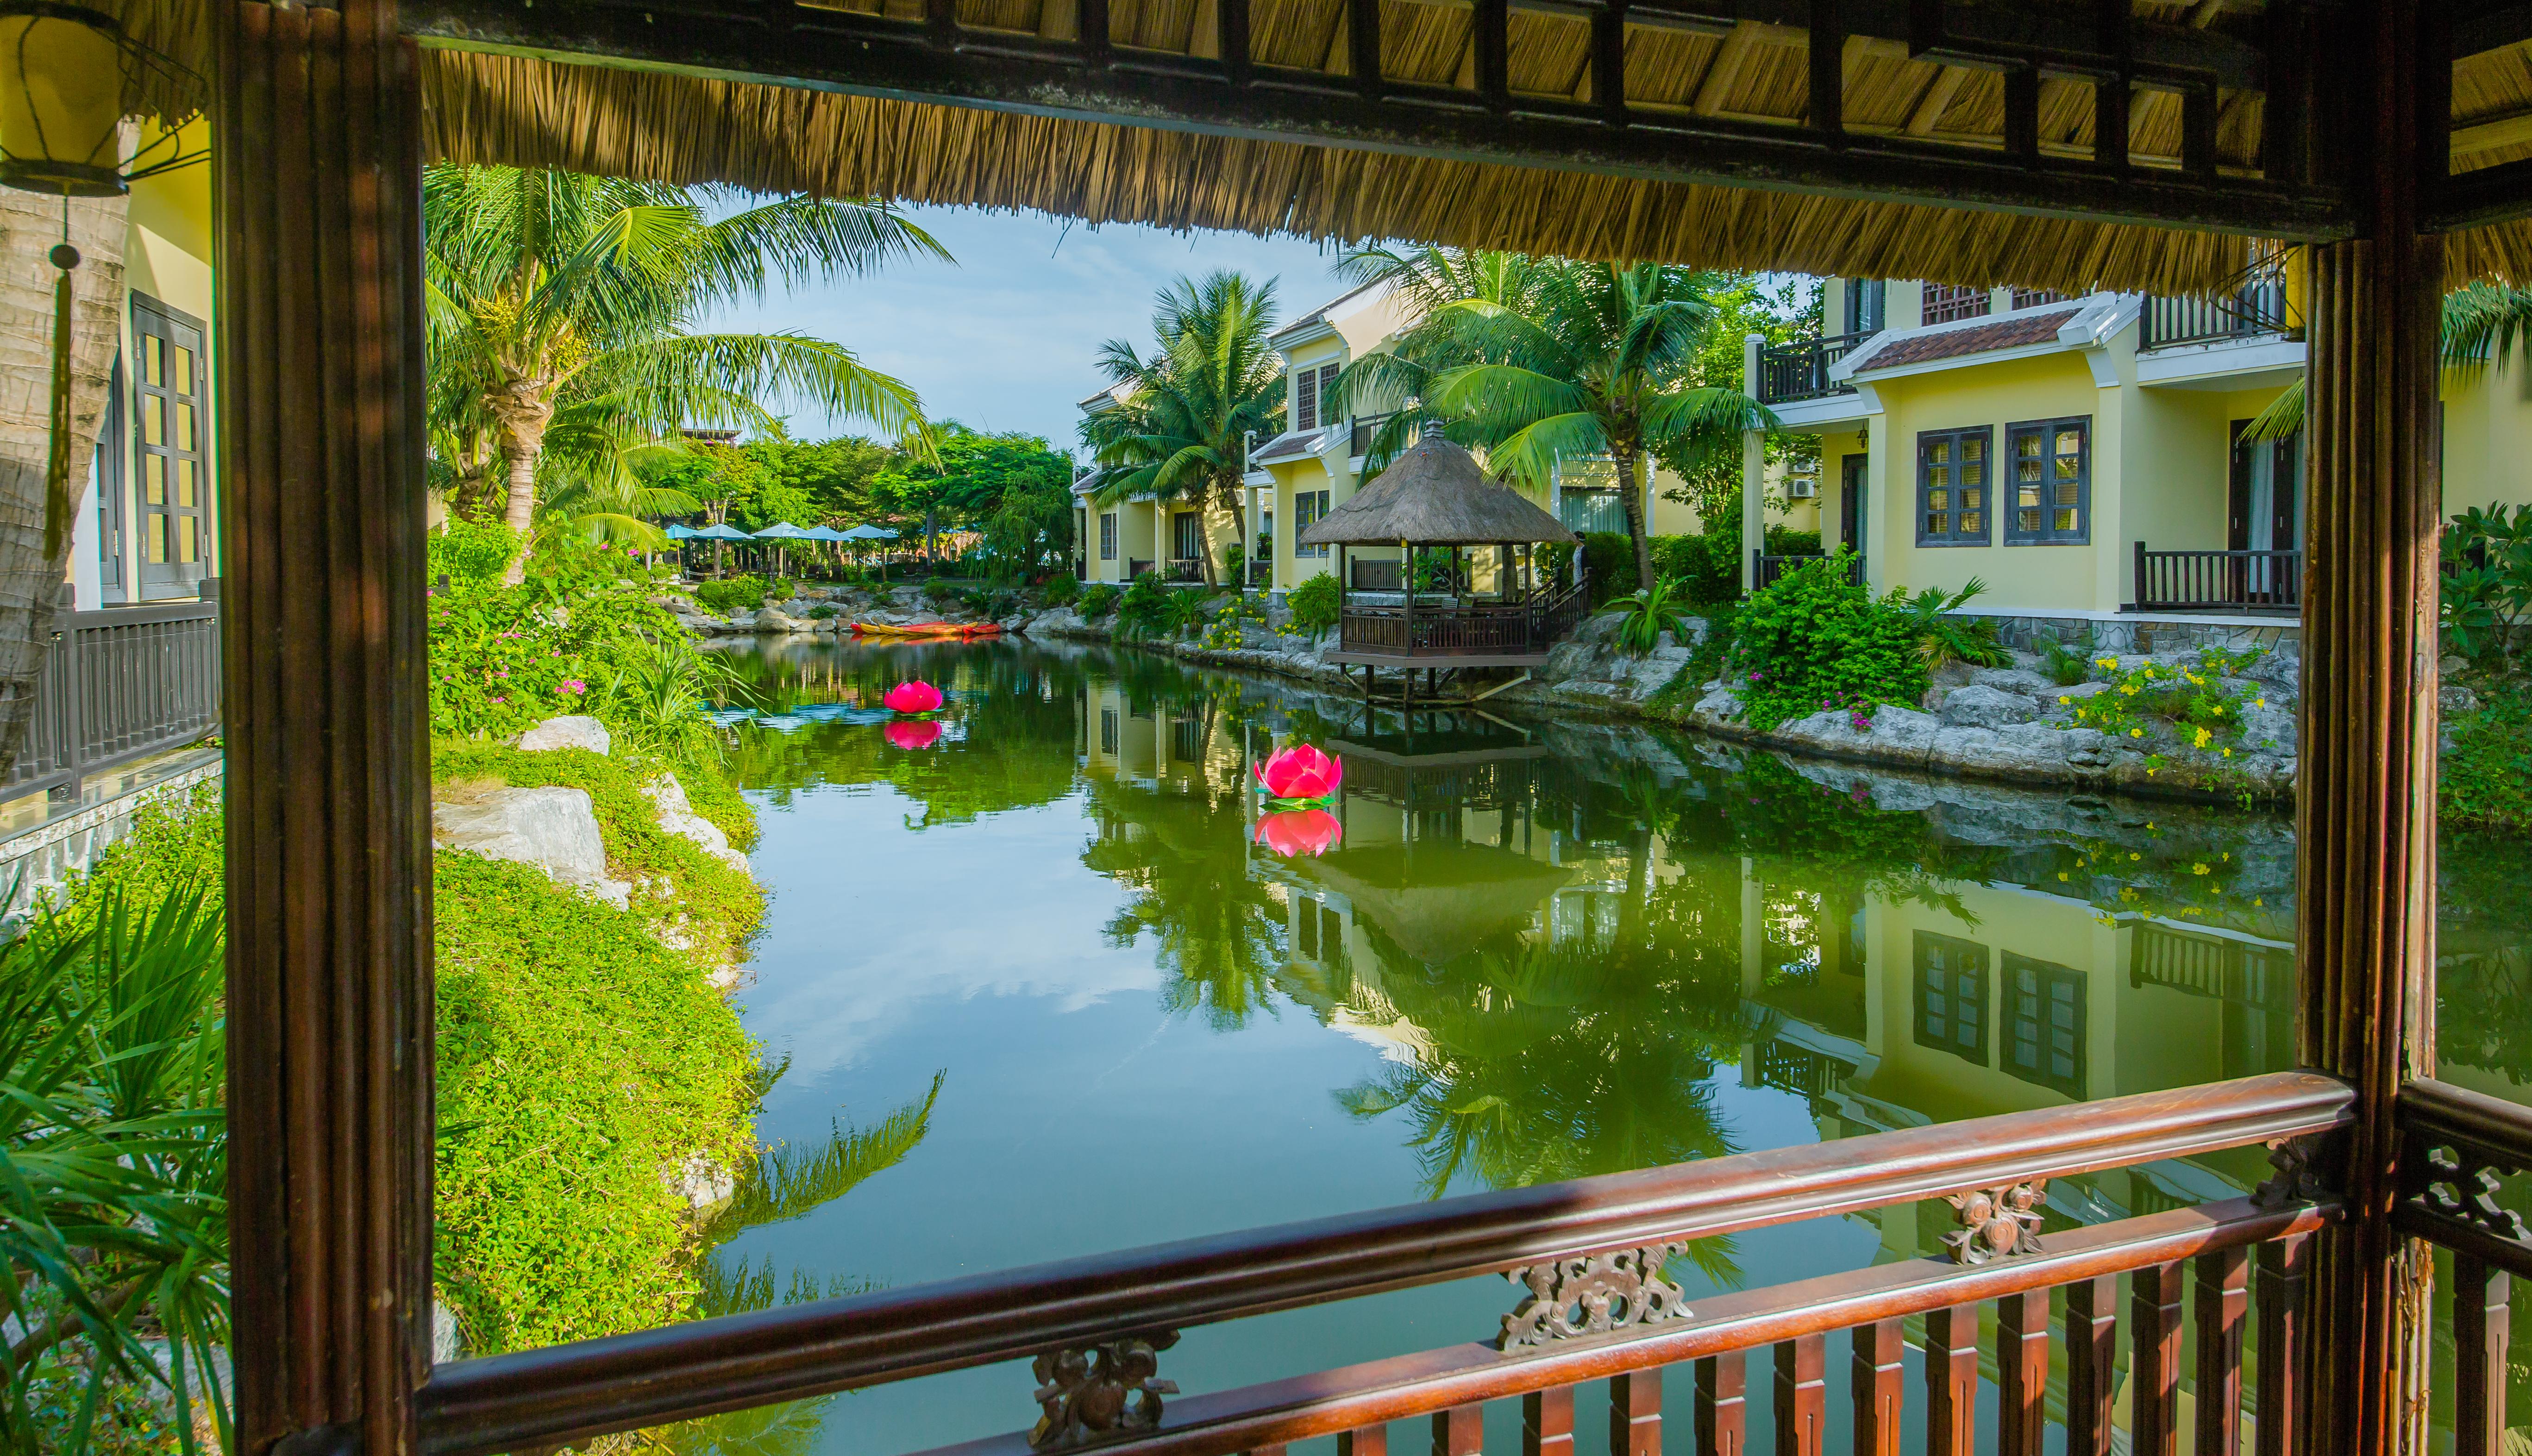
<box><xmin>2296</xmin><ymin>1</ymin><xmax>2441</xmax><ymax>1451</ymax></box>
<box><xmin>404</xmin><ymin>0</ymin><xmax>2351</xmax><ymax>238</ymax></box>
<box><xmin>219</xmin><ymin>0</ymin><xmax>434</xmax><ymax>1454</ymax></box>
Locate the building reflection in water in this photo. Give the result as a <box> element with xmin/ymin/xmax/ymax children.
<box><xmin>1073</xmin><ymin>681</ymin><xmax>2314</xmax><ymax>1260</ymax></box>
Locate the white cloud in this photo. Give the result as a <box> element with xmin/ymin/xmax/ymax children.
<box><xmin>699</xmin><ymin>206</ymin><xmax>1358</xmax><ymax>453</ymax></box>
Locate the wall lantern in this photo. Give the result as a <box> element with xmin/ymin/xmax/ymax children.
<box><xmin>0</xmin><ymin>0</ymin><xmax>205</xmax><ymax>566</ymax></box>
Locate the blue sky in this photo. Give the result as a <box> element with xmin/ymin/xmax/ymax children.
<box><xmin>701</xmin><ymin>204</ymin><xmax>1364</xmax><ymax>460</ymax></box>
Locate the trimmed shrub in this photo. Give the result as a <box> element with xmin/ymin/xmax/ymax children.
<box><xmin>1728</xmin><ymin>558</ymin><xmax>1927</xmax><ymax>732</ymax></box>
<box><xmin>1039</xmin><ymin>574</ymin><xmax>1079</xmax><ymax>606</ymax></box>
<box><xmin>693</xmin><ymin>575</ymin><xmax>769</xmax><ymax>613</ymax></box>
<box><xmin>1077</xmin><ymin>582</ymin><xmax>1119</xmax><ymax>619</ymax></box>
<box><xmin>1284</xmin><ymin>571</ymin><xmax>1340</xmax><ymax>641</ymax></box>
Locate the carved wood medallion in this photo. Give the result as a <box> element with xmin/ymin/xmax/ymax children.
<box><xmin>1498</xmin><ymin>1244</ymin><xmax>1690</xmax><ymax>1349</ymax></box>
<box><xmin>1029</xmin><ymin>1333</ymin><xmax>1181</xmax><ymax>1449</ymax></box>
<box><xmin>1942</xmin><ymin>1180</ymin><xmax>2048</xmax><ymax>1265</ymax></box>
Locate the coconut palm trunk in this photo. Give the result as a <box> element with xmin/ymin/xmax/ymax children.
<box><xmin>493</xmin><ymin>394</ymin><xmax>552</xmax><ymax>583</ymax></box>
<box><xmin>1611</xmin><ymin>442</ymin><xmax>1654</xmax><ymax>591</ymax></box>
<box><xmin>0</xmin><ymin>191</ymin><xmax>129</xmax><ymax>782</ymax></box>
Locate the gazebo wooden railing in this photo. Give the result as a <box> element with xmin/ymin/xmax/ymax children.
<box><xmin>413</xmin><ymin>1073</ymin><xmax>2354</xmax><ymax>1456</ymax></box>
<box><xmin>1338</xmin><ymin>577</ymin><xmax>1590</xmax><ymax>661</ymax></box>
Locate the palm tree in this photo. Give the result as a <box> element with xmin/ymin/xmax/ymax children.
<box><xmin>1338</xmin><ymin>253</ymin><xmax>1775</xmax><ymax>591</ymax></box>
<box><xmin>1077</xmin><ymin>271</ymin><xmax>1286</xmax><ymax>587</ymax></box>
<box><xmin>2246</xmin><ymin>280</ymin><xmax>2532</xmax><ymax>442</ymax></box>
<box><xmin>423</xmin><ymin>165</ymin><xmax>943</xmax><ymax>580</ymax></box>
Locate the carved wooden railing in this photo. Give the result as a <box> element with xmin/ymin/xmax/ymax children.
<box><xmin>1753</xmin><ymin>553</ymin><xmax>1867</xmax><ymax>591</ymax></box>
<box><xmin>2395</xmin><ymin>1077</ymin><xmax>2532</xmax><ymax>1454</ymax></box>
<box><xmin>414</xmin><ymin>1073</ymin><xmax>2352</xmax><ymax>1456</ymax></box>
<box><xmin>1337</xmin><ymin>578</ymin><xmax>1591</xmax><ymax>660</ymax></box>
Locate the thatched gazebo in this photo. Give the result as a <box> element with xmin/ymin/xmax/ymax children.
<box><xmin>1297</xmin><ymin>424</ymin><xmax>1583</xmax><ymax>697</ymax></box>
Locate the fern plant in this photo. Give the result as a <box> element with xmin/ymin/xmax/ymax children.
<box><xmin>1897</xmin><ymin>578</ymin><xmax>2012</xmax><ymax>670</ymax></box>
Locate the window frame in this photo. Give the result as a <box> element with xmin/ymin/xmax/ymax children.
<box><xmin>1099</xmin><ymin>511</ymin><xmax>1118</xmax><ymax>560</ymax></box>
<box><xmin>1912</xmin><ymin>931</ymin><xmax>1990</xmax><ymax>1064</ymax></box>
<box><xmin>1999</xmin><ymin>952</ymin><xmax>2087</xmax><ymax>1097</ymax></box>
<box><xmin>2003</xmin><ymin>414</ymin><xmax>2092</xmax><ymax>546</ymax></box>
<box><xmin>1294</xmin><ymin>488</ymin><xmax>1331</xmax><ymax>557</ymax></box>
<box><xmin>1915</xmin><ymin>425</ymin><xmax>1994</xmax><ymax>547</ymax></box>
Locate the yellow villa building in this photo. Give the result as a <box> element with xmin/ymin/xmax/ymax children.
<box><xmin>1077</xmin><ymin>276</ymin><xmax>1819</xmax><ymax>594</ymax></box>
<box><xmin>1745</xmin><ymin>275</ymin><xmax>2532</xmax><ymax>644</ymax></box>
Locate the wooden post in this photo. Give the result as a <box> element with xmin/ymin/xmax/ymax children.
<box><xmin>219</xmin><ymin>1</ymin><xmax>435</xmax><ymax>1453</ymax></box>
<box><xmin>2297</xmin><ymin>1</ymin><xmax>2443</xmax><ymax>1450</ymax></box>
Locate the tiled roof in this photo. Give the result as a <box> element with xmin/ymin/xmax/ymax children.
<box><xmin>1252</xmin><ymin>429</ymin><xmax>1327</xmax><ymax>462</ymax></box>
<box><xmin>1846</xmin><ymin>308</ymin><xmax>2081</xmax><ymax>374</ymax></box>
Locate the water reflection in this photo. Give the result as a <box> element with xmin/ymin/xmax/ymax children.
<box><xmin>695</xmin><ymin>637</ymin><xmax>2532</xmax><ymax>1453</ymax></box>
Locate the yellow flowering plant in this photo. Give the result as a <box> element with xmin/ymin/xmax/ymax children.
<box><xmin>2057</xmin><ymin>644</ymin><xmax>2270</xmax><ymax>771</ymax></box>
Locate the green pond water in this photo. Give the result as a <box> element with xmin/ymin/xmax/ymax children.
<box><xmin>683</xmin><ymin>637</ymin><xmax>2532</xmax><ymax>1456</ymax></box>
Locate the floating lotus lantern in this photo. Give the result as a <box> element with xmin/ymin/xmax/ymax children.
<box><xmin>1254</xmin><ymin>808</ymin><xmax>1342</xmax><ymax>859</ymax></box>
<box><xmin>885</xmin><ymin>719</ymin><xmax>943</xmax><ymax>750</ymax></box>
<box><xmin>883</xmin><ymin>680</ymin><xmax>944</xmax><ymax>715</ymax></box>
<box><xmin>1251</xmin><ymin>743</ymin><xmax>1342</xmax><ymax>807</ymax></box>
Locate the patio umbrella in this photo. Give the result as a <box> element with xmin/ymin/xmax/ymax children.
<box><xmin>689</xmin><ymin>522</ymin><xmax>752</xmax><ymax>577</ymax></box>
<box><xmin>753</xmin><ymin>521</ymin><xmax>811</xmax><ymax>577</ymax></box>
<box><xmin>798</xmin><ymin>525</ymin><xmax>850</xmax><ymax>575</ymax></box>
<box><xmin>664</xmin><ymin>522</ymin><xmax>696</xmax><ymax>539</ymax></box>
<box><xmin>840</xmin><ymin>524</ymin><xmax>898</xmax><ymax>581</ymax></box>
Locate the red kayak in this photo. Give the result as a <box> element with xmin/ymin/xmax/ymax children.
<box><xmin>850</xmin><ymin>620</ymin><xmax>1004</xmax><ymax>638</ymax></box>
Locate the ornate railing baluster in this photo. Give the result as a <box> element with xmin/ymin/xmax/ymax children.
<box><xmin>2132</xmin><ymin>1263</ymin><xmax>2187</xmax><ymax>1456</ymax></box>
<box><xmin>1849</xmin><ymin>1319</ymin><xmax>1903</xmax><ymax>1456</ymax></box>
<box><xmin>2253</xmin><ymin>1235</ymin><xmax>2309</xmax><ymax>1456</ymax></box>
<box><xmin>1526</xmin><ymin>1387</ymin><xmax>1575</xmax><ymax>1456</ymax></box>
<box><xmin>1339</xmin><ymin>1426</ymin><xmax>1386</xmax><ymax>1456</ymax></box>
<box><xmin>1771</xmin><ymin>1336</ymin><xmax>1824</xmax><ymax>1456</ymax></box>
<box><xmin>1923</xmin><ymin>1306</ymin><xmax>1977</xmax><ymax>1456</ymax></box>
<box><xmin>1433</xmin><ymin>1404</ymin><xmax>1482</xmax><ymax>1456</ymax></box>
<box><xmin>1609</xmin><ymin>1371</ymin><xmax>1660</xmax><ymax>1456</ymax></box>
<box><xmin>1996</xmin><ymin>1290</ymin><xmax>2049</xmax><ymax>1456</ymax></box>
<box><xmin>2065</xmin><ymin>1274</ymin><xmax>2119</xmax><ymax>1456</ymax></box>
<box><xmin>1695</xmin><ymin>1352</ymin><xmax>1745</xmax><ymax>1456</ymax></box>
<box><xmin>2457</xmin><ymin>1252</ymin><xmax>2510</xmax><ymax>1456</ymax></box>
<box><xmin>2195</xmin><ymin>1248</ymin><xmax>2250</xmax><ymax>1456</ymax></box>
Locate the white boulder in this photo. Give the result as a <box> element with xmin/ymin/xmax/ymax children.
<box><xmin>432</xmin><ymin>786</ymin><xmax>631</xmax><ymax>908</ymax></box>
<box><xmin>646</xmin><ymin>773</ymin><xmax>751</xmax><ymax>873</ymax></box>
<box><xmin>517</xmin><ymin>714</ymin><xmax>611</xmax><ymax>756</ymax></box>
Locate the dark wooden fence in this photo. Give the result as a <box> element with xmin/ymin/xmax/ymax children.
<box><xmin>1129</xmin><ymin>558</ymin><xmax>1155</xmax><ymax>580</ymax></box>
<box><xmin>2132</xmin><ymin>544</ymin><xmax>2303</xmax><ymax>612</ymax></box>
<box><xmin>1337</xmin><ymin>577</ymin><xmax>1590</xmax><ymax>660</ymax></box>
<box><xmin>1753</xmin><ymin>553</ymin><xmax>1867</xmax><ymax>590</ymax></box>
<box><xmin>1755</xmin><ymin>330</ymin><xmax>1874</xmax><ymax>404</ymax></box>
<box><xmin>2</xmin><ymin>593</ymin><xmax>222</xmax><ymax>802</ymax></box>
<box><xmin>412</xmin><ymin>1072</ymin><xmax>2353</xmax><ymax>1456</ymax></box>
<box><xmin>1165</xmin><ymin>558</ymin><xmax>1206</xmax><ymax>583</ymax></box>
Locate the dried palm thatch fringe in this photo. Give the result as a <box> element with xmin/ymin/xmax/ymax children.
<box><xmin>94</xmin><ymin>0</ymin><xmax>2532</xmax><ymax>290</ymax></box>
<box><xmin>421</xmin><ymin>49</ymin><xmax>2261</xmax><ymax>295</ymax></box>
<box><xmin>1297</xmin><ymin>431</ymin><xmax>1577</xmax><ymax>546</ymax></box>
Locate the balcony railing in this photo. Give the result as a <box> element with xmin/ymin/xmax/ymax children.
<box><xmin>1164</xmin><ymin>558</ymin><xmax>1206</xmax><ymax>583</ymax></box>
<box><xmin>1755</xmin><ymin>329</ymin><xmax>1874</xmax><ymax>404</ymax></box>
<box><xmin>1350</xmin><ymin>411</ymin><xmax>1401</xmax><ymax>457</ymax></box>
<box><xmin>2395</xmin><ymin>1076</ymin><xmax>2532</xmax><ymax>1449</ymax></box>
<box><xmin>2132</xmin><ymin>544</ymin><xmax>2303</xmax><ymax>612</ymax></box>
<box><xmin>1247</xmin><ymin>559</ymin><xmax>1272</xmax><ymax>587</ymax></box>
<box><xmin>1128</xmin><ymin>557</ymin><xmax>1155</xmax><ymax>579</ymax></box>
<box><xmin>413</xmin><ymin>1071</ymin><xmax>2353</xmax><ymax>1456</ymax></box>
<box><xmin>1754</xmin><ymin>551</ymin><xmax>1867</xmax><ymax>589</ymax></box>
<box><xmin>2139</xmin><ymin>280</ymin><xmax>2294</xmax><ymax>351</ymax></box>
<box><xmin>3</xmin><ymin>593</ymin><xmax>223</xmax><ymax>802</ymax></box>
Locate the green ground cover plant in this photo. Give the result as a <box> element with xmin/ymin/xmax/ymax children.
<box><xmin>431</xmin><ymin>743</ymin><xmax>764</xmax><ymax>960</ymax></box>
<box><xmin>2051</xmin><ymin>646</ymin><xmax>2271</xmax><ymax>775</ymax></box>
<box><xmin>2445</xmin><ymin>677</ymin><xmax>2532</xmax><ymax>828</ymax></box>
<box><xmin>1040</xmin><ymin>573</ymin><xmax>1079</xmax><ymax>607</ymax></box>
<box><xmin>1076</xmin><ymin>582</ymin><xmax>1119</xmax><ymax>619</ymax></box>
<box><xmin>1199</xmin><ymin>593</ymin><xmax>1269</xmax><ymax>650</ymax></box>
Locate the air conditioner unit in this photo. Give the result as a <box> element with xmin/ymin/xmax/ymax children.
<box><xmin>1787</xmin><ymin>477</ymin><xmax>1819</xmax><ymax>499</ymax></box>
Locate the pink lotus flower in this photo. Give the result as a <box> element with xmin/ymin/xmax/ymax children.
<box><xmin>886</xmin><ymin>720</ymin><xmax>943</xmax><ymax>750</ymax></box>
<box><xmin>1254</xmin><ymin>808</ymin><xmax>1342</xmax><ymax>858</ymax></box>
<box><xmin>1252</xmin><ymin>744</ymin><xmax>1342</xmax><ymax>800</ymax></box>
<box><xmin>884</xmin><ymin>680</ymin><xmax>944</xmax><ymax>714</ymax></box>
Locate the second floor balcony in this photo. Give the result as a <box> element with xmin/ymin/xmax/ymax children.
<box><xmin>2139</xmin><ymin>277</ymin><xmax>2295</xmax><ymax>352</ymax></box>
<box><xmin>1755</xmin><ymin>329</ymin><xmax>1875</xmax><ymax>405</ymax></box>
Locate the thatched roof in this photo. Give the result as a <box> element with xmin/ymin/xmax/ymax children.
<box><xmin>1297</xmin><ymin>428</ymin><xmax>1577</xmax><ymax>546</ymax></box>
<box><xmin>96</xmin><ymin>0</ymin><xmax>2532</xmax><ymax>289</ymax></box>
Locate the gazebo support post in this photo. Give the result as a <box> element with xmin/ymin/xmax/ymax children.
<box><xmin>2297</xmin><ymin>3</ymin><xmax>2444</xmax><ymax>1451</ymax></box>
<box><xmin>219</xmin><ymin>2</ymin><xmax>435</xmax><ymax>1453</ymax></box>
